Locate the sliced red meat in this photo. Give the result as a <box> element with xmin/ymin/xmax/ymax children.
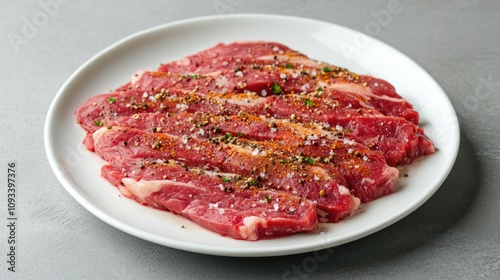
<box><xmin>77</xmin><ymin>88</ymin><xmax>433</xmax><ymax>166</ymax></box>
<box><xmin>74</xmin><ymin>41</ymin><xmax>436</xmax><ymax>240</ymax></box>
<box><xmin>154</xmin><ymin>41</ymin><xmax>418</xmax><ymax>124</ymax></box>
<box><xmin>157</xmin><ymin>41</ymin><xmax>295</xmax><ymax>74</ymax></box>
<box><xmin>334</xmin><ymin>116</ymin><xmax>435</xmax><ymax>166</ymax></box>
<box><xmin>128</xmin><ymin>70</ymin><xmax>418</xmax><ymax>124</ymax></box>
<box><xmin>94</xmin><ymin>112</ymin><xmax>398</xmax><ymax>202</ymax></box>
<box><xmin>102</xmin><ymin>159</ymin><xmax>318</xmax><ymax>240</ymax></box>
<box><xmin>93</xmin><ymin>126</ymin><xmax>360</xmax><ymax>222</ymax></box>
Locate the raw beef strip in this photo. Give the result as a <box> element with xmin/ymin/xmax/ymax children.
<box><xmin>97</xmin><ymin>112</ymin><xmax>399</xmax><ymax>202</ymax></box>
<box><xmin>102</xmin><ymin>159</ymin><xmax>318</xmax><ymax>240</ymax></box>
<box><xmin>93</xmin><ymin>126</ymin><xmax>360</xmax><ymax>222</ymax></box>
<box><xmin>77</xmin><ymin>88</ymin><xmax>433</xmax><ymax>165</ymax></box>
<box><xmin>154</xmin><ymin>41</ymin><xmax>418</xmax><ymax>123</ymax></box>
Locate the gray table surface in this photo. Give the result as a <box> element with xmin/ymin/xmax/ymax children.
<box><xmin>1</xmin><ymin>0</ymin><xmax>499</xmax><ymax>279</ymax></box>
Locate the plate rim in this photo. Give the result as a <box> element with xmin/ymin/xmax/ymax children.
<box><xmin>44</xmin><ymin>13</ymin><xmax>460</xmax><ymax>257</ymax></box>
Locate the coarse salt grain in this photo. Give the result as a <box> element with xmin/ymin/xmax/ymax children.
<box><xmin>175</xmin><ymin>103</ymin><xmax>189</xmax><ymax>110</ymax></box>
<box><xmin>344</xmin><ymin>139</ymin><xmax>356</xmax><ymax>145</ymax></box>
<box><xmin>307</xmin><ymin>135</ymin><xmax>318</xmax><ymax>141</ymax></box>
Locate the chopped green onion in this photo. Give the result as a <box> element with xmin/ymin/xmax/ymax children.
<box><xmin>279</xmin><ymin>159</ymin><xmax>287</xmax><ymax>163</ymax></box>
<box><xmin>285</xmin><ymin>63</ymin><xmax>294</xmax><ymax>69</ymax></box>
<box><xmin>94</xmin><ymin>120</ymin><xmax>103</xmax><ymax>127</ymax></box>
<box><xmin>304</xmin><ymin>99</ymin><xmax>315</xmax><ymax>107</ymax></box>
<box><xmin>224</xmin><ymin>132</ymin><xmax>233</xmax><ymax>141</ymax></box>
<box><xmin>237</xmin><ymin>132</ymin><xmax>243</xmax><ymax>138</ymax></box>
<box><xmin>108</xmin><ymin>97</ymin><xmax>116</xmax><ymax>103</ymax></box>
<box><xmin>322</xmin><ymin>66</ymin><xmax>332</xmax><ymax>73</ymax></box>
<box><xmin>316</xmin><ymin>87</ymin><xmax>323</xmax><ymax>92</ymax></box>
<box><xmin>271</xmin><ymin>82</ymin><xmax>282</xmax><ymax>95</ymax></box>
<box><xmin>305</xmin><ymin>157</ymin><xmax>315</xmax><ymax>165</ymax></box>
<box><xmin>222</xmin><ymin>177</ymin><xmax>230</xmax><ymax>183</ymax></box>
<box><xmin>265</xmin><ymin>196</ymin><xmax>271</xmax><ymax>203</ymax></box>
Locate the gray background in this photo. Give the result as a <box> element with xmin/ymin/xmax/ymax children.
<box><xmin>1</xmin><ymin>0</ymin><xmax>499</xmax><ymax>279</ymax></box>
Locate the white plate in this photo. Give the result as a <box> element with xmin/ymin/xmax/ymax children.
<box><xmin>44</xmin><ymin>14</ymin><xmax>459</xmax><ymax>257</ymax></box>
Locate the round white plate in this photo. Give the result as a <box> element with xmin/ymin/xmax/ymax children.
<box><xmin>44</xmin><ymin>14</ymin><xmax>459</xmax><ymax>257</ymax></box>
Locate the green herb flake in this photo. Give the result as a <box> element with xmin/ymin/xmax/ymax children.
<box><xmin>279</xmin><ymin>159</ymin><xmax>287</xmax><ymax>163</ymax></box>
<box><xmin>322</xmin><ymin>66</ymin><xmax>332</xmax><ymax>73</ymax></box>
<box><xmin>222</xmin><ymin>177</ymin><xmax>230</xmax><ymax>183</ymax></box>
<box><xmin>271</xmin><ymin>82</ymin><xmax>282</xmax><ymax>95</ymax></box>
<box><xmin>94</xmin><ymin>120</ymin><xmax>103</xmax><ymax>127</ymax></box>
<box><xmin>304</xmin><ymin>99</ymin><xmax>315</xmax><ymax>107</ymax></box>
<box><xmin>285</xmin><ymin>63</ymin><xmax>294</xmax><ymax>69</ymax></box>
<box><xmin>305</xmin><ymin>157</ymin><xmax>315</xmax><ymax>165</ymax></box>
<box><xmin>316</xmin><ymin>87</ymin><xmax>323</xmax><ymax>92</ymax></box>
<box><xmin>237</xmin><ymin>132</ymin><xmax>243</xmax><ymax>138</ymax></box>
<box><xmin>265</xmin><ymin>196</ymin><xmax>271</xmax><ymax>203</ymax></box>
<box><xmin>108</xmin><ymin>97</ymin><xmax>116</xmax><ymax>103</ymax></box>
<box><xmin>224</xmin><ymin>132</ymin><xmax>233</xmax><ymax>141</ymax></box>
